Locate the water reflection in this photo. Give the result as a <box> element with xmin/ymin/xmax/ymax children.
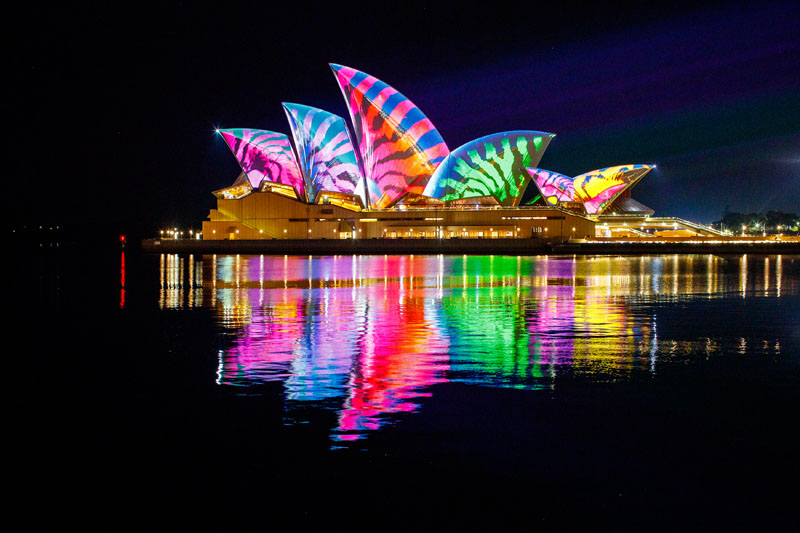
<box><xmin>120</xmin><ymin>251</ymin><xmax>126</xmax><ymax>309</ymax></box>
<box><xmin>157</xmin><ymin>253</ymin><xmax>799</xmax><ymax>442</ymax></box>
<box><xmin>158</xmin><ymin>253</ymin><xmax>204</xmax><ymax>309</ymax></box>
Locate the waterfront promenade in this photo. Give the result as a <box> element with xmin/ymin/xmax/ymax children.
<box><xmin>141</xmin><ymin>237</ymin><xmax>800</xmax><ymax>255</ymax></box>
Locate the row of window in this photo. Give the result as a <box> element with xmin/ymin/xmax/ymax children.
<box><xmin>338</xmin><ymin>228</ymin><xmax>548</xmax><ymax>239</ymax></box>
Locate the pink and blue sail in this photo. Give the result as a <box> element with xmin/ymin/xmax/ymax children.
<box><xmin>282</xmin><ymin>103</ymin><xmax>366</xmax><ymax>205</ymax></box>
<box><xmin>219</xmin><ymin>128</ymin><xmax>306</xmax><ymax>200</ymax></box>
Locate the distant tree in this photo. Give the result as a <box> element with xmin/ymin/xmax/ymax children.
<box><xmin>766</xmin><ymin>210</ymin><xmax>797</xmax><ymax>229</ymax></box>
<box><xmin>714</xmin><ymin>210</ymin><xmax>798</xmax><ymax>235</ymax></box>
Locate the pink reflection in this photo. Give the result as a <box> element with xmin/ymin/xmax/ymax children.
<box><xmin>219</xmin><ymin>294</ymin><xmax>305</xmax><ymax>384</ymax></box>
<box><xmin>337</xmin><ymin>281</ymin><xmax>449</xmax><ymax>436</ymax></box>
<box><xmin>528</xmin><ymin>283</ymin><xmax>575</xmax><ymax>366</ymax></box>
<box><xmin>217</xmin><ymin>255</ymin><xmax>450</xmax><ymax>441</ymax></box>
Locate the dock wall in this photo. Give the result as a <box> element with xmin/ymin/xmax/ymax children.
<box><xmin>141</xmin><ymin>238</ymin><xmax>800</xmax><ymax>255</ymax></box>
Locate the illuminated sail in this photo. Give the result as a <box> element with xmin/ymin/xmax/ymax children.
<box><xmin>572</xmin><ymin>164</ymin><xmax>653</xmax><ymax>214</ymax></box>
<box><xmin>219</xmin><ymin>128</ymin><xmax>306</xmax><ymax>201</ymax></box>
<box><xmin>527</xmin><ymin>168</ymin><xmax>575</xmax><ymax>205</ymax></box>
<box><xmin>423</xmin><ymin>131</ymin><xmax>554</xmax><ymax>206</ymax></box>
<box><xmin>330</xmin><ymin>64</ymin><xmax>449</xmax><ymax>208</ymax></box>
<box><xmin>282</xmin><ymin>103</ymin><xmax>366</xmax><ymax>205</ymax></box>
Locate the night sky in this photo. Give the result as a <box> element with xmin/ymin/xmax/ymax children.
<box><xmin>12</xmin><ymin>2</ymin><xmax>799</xmax><ymax>237</ymax></box>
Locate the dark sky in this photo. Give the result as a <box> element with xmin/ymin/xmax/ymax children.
<box><xmin>11</xmin><ymin>1</ymin><xmax>799</xmax><ymax>235</ymax></box>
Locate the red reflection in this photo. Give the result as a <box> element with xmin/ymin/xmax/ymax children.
<box><xmin>336</xmin><ymin>272</ymin><xmax>449</xmax><ymax>436</ymax></box>
<box><xmin>120</xmin><ymin>251</ymin><xmax>126</xmax><ymax>309</ymax></box>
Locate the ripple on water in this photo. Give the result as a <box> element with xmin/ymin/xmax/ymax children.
<box><xmin>156</xmin><ymin>253</ymin><xmax>799</xmax><ymax>443</ymax></box>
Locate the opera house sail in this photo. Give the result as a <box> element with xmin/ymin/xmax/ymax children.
<box><xmin>282</xmin><ymin>102</ymin><xmax>367</xmax><ymax>206</ymax></box>
<box><xmin>423</xmin><ymin>131</ymin><xmax>554</xmax><ymax>206</ymax></box>
<box><xmin>201</xmin><ymin>63</ymin><xmax>681</xmax><ymax>242</ymax></box>
<box><xmin>218</xmin><ymin>128</ymin><xmax>306</xmax><ymax>200</ymax></box>
<box><xmin>528</xmin><ymin>165</ymin><xmax>654</xmax><ymax>214</ymax></box>
<box><xmin>330</xmin><ymin>63</ymin><xmax>450</xmax><ymax>209</ymax></box>
<box><xmin>571</xmin><ymin>165</ymin><xmax>653</xmax><ymax>214</ymax></box>
<box><xmin>527</xmin><ymin>169</ymin><xmax>575</xmax><ymax>206</ymax></box>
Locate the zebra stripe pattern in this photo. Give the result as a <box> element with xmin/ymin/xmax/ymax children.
<box><xmin>282</xmin><ymin>103</ymin><xmax>366</xmax><ymax>205</ymax></box>
<box><xmin>423</xmin><ymin>131</ymin><xmax>553</xmax><ymax>206</ymax></box>
<box><xmin>572</xmin><ymin>165</ymin><xmax>653</xmax><ymax>214</ymax></box>
<box><xmin>527</xmin><ymin>168</ymin><xmax>576</xmax><ymax>205</ymax></box>
<box><xmin>330</xmin><ymin>64</ymin><xmax>449</xmax><ymax>209</ymax></box>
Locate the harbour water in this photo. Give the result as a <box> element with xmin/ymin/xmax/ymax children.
<box><xmin>16</xmin><ymin>250</ymin><xmax>800</xmax><ymax>529</ymax></box>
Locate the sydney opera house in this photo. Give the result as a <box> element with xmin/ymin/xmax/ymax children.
<box><xmin>202</xmin><ymin>64</ymin><xmax>720</xmax><ymax>242</ymax></box>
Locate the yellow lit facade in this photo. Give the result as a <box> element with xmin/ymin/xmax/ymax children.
<box><xmin>202</xmin><ymin>189</ymin><xmax>596</xmax><ymax>242</ymax></box>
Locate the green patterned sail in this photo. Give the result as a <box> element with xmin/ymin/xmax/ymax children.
<box><xmin>422</xmin><ymin>131</ymin><xmax>554</xmax><ymax>206</ymax></box>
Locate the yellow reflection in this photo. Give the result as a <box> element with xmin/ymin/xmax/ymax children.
<box><xmin>707</xmin><ymin>255</ymin><xmax>713</xmax><ymax>297</ymax></box>
<box><xmin>159</xmin><ymin>253</ymin><xmax>165</xmax><ymax>308</ymax></box>
<box><xmin>672</xmin><ymin>254</ymin><xmax>678</xmax><ymax>295</ymax></box>
<box><xmin>740</xmin><ymin>254</ymin><xmax>747</xmax><ymax>298</ymax></box>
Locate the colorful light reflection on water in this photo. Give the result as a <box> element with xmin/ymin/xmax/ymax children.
<box><xmin>156</xmin><ymin>253</ymin><xmax>798</xmax><ymax>442</ymax></box>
